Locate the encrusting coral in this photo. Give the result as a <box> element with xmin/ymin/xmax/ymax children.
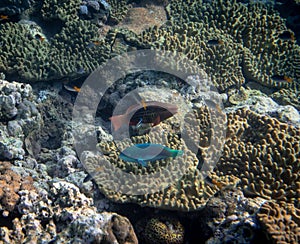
<box><xmin>0</xmin><ymin>161</ymin><xmax>35</xmax><ymax>212</ymax></box>
<box><xmin>257</xmin><ymin>201</ymin><xmax>300</xmax><ymax>244</ymax></box>
<box><xmin>107</xmin><ymin>0</ymin><xmax>299</xmax><ymax>91</ymax></box>
<box><xmin>215</xmin><ymin>108</ymin><xmax>300</xmax><ymax>208</ymax></box>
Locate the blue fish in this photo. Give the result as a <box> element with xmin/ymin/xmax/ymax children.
<box><xmin>119</xmin><ymin>143</ymin><xmax>183</xmax><ymax>167</ymax></box>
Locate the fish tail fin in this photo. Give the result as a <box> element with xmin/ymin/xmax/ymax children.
<box><xmin>109</xmin><ymin>114</ymin><xmax>127</xmax><ymax>131</ymax></box>
<box><xmin>177</xmin><ymin>150</ymin><xmax>184</xmax><ymax>156</ymax></box>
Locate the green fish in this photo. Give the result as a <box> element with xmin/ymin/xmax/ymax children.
<box><xmin>119</xmin><ymin>143</ymin><xmax>183</xmax><ymax>167</ymax></box>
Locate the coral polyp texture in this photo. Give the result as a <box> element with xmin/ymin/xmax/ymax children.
<box><xmin>105</xmin><ymin>0</ymin><xmax>299</xmax><ymax>91</ymax></box>
<box><xmin>142</xmin><ymin>216</ymin><xmax>184</xmax><ymax>244</ymax></box>
<box><xmin>82</xmin><ymin>106</ymin><xmax>299</xmax><ymax>211</ymax></box>
<box><xmin>0</xmin><ymin>161</ymin><xmax>35</xmax><ymax>212</ymax></box>
<box><xmin>257</xmin><ymin>201</ymin><xmax>300</xmax><ymax>243</ymax></box>
<box><xmin>216</xmin><ymin>108</ymin><xmax>300</xmax><ymax>207</ymax></box>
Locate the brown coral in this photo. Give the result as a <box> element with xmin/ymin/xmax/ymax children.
<box><xmin>257</xmin><ymin>201</ymin><xmax>300</xmax><ymax>244</ymax></box>
<box><xmin>215</xmin><ymin>108</ymin><xmax>300</xmax><ymax>207</ymax></box>
<box><xmin>141</xmin><ymin>216</ymin><xmax>185</xmax><ymax>244</ymax></box>
<box><xmin>0</xmin><ymin>161</ymin><xmax>35</xmax><ymax>212</ymax></box>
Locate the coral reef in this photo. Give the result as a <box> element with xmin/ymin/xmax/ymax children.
<box><xmin>257</xmin><ymin>201</ymin><xmax>300</xmax><ymax>243</ymax></box>
<box><xmin>0</xmin><ymin>0</ymin><xmax>35</xmax><ymax>17</ymax></box>
<box><xmin>216</xmin><ymin>108</ymin><xmax>300</xmax><ymax>207</ymax></box>
<box><xmin>107</xmin><ymin>0</ymin><xmax>129</xmax><ymax>24</ymax></box>
<box><xmin>0</xmin><ymin>161</ymin><xmax>35</xmax><ymax>212</ymax></box>
<box><xmin>0</xmin><ymin>80</ymin><xmax>41</xmax><ymax>160</ymax></box>
<box><xmin>138</xmin><ymin>215</ymin><xmax>185</xmax><ymax>244</ymax></box>
<box><xmin>41</xmin><ymin>0</ymin><xmax>81</xmax><ymax>22</ymax></box>
<box><xmin>203</xmin><ymin>188</ymin><xmax>266</xmax><ymax>244</ymax></box>
<box><xmin>109</xmin><ymin>0</ymin><xmax>300</xmax><ymax>91</ymax></box>
<box><xmin>0</xmin><ymin>19</ymin><xmax>111</xmax><ymax>82</ymax></box>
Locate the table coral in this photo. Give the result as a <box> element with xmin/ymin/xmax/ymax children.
<box><xmin>257</xmin><ymin>201</ymin><xmax>300</xmax><ymax>243</ymax></box>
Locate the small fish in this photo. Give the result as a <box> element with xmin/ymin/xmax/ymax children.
<box><xmin>87</xmin><ymin>40</ymin><xmax>101</xmax><ymax>49</ymax></box>
<box><xmin>35</xmin><ymin>34</ymin><xmax>45</xmax><ymax>42</ymax></box>
<box><xmin>0</xmin><ymin>15</ymin><xmax>9</xmax><ymax>21</ymax></box>
<box><xmin>63</xmin><ymin>84</ymin><xmax>81</xmax><ymax>92</ymax></box>
<box><xmin>204</xmin><ymin>176</ymin><xmax>225</xmax><ymax>189</ymax></box>
<box><xmin>83</xmin><ymin>166</ymin><xmax>104</xmax><ymax>182</ymax></box>
<box><xmin>119</xmin><ymin>143</ymin><xmax>183</xmax><ymax>167</ymax></box>
<box><xmin>207</xmin><ymin>39</ymin><xmax>224</xmax><ymax>46</ymax></box>
<box><xmin>110</xmin><ymin>101</ymin><xmax>178</xmax><ymax>131</ymax></box>
<box><xmin>278</xmin><ymin>31</ymin><xmax>295</xmax><ymax>41</ymax></box>
<box><xmin>271</xmin><ymin>75</ymin><xmax>293</xmax><ymax>83</ymax></box>
<box><xmin>141</xmin><ymin>99</ymin><xmax>147</xmax><ymax>110</ymax></box>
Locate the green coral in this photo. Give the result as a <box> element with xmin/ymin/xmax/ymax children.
<box><xmin>107</xmin><ymin>0</ymin><xmax>129</xmax><ymax>24</ymax></box>
<box><xmin>0</xmin><ymin>20</ymin><xmax>110</xmax><ymax>81</ymax></box>
<box><xmin>41</xmin><ymin>0</ymin><xmax>81</xmax><ymax>22</ymax></box>
<box><xmin>107</xmin><ymin>0</ymin><xmax>300</xmax><ymax>91</ymax></box>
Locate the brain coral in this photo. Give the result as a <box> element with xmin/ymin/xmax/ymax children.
<box><xmin>257</xmin><ymin>201</ymin><xmax>300</xmax><ymax>243</ymax></box>
<box><xmin>142</xmin><ymin>216</ymin><xmax>184</xmax><ymax>244</ymax></box>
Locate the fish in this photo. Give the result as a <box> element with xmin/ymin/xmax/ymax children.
<box><xmin>0</xmin><ymin>15</ymin><xmax>9</xmax><ymax>21</ymax></box>
<box><xmin>204</xmin><ymin>175</ymin><xmax>226</xmax><ymax>189</ymax></box>
<box><xmin>63</xmin><ymin>84</ymin><xmax>81</xmax><ymax>92</ymax></box>
<box><xmin>87</xmin><ymin>40</ymin><xmax>101</xmax><ymax>49</ymax></box>
<box><xmin>207</xmin><ymin>39</ymin><xmax>224</xmax><ymax>46</ymax></box>
<box><xmin>110</xmin><ymin>101</ymin><xmax>178</xmax><ymax>131</ymax></box>
<box><xmin>271</xmin><ymin>75</ymin><xmax>293</xmax><ymax>83</ymax></box>
<box><xmin>278</xmin><ymin>30</ymin><xmax>295</xmax><ymax>41</ymax></box>
<box><xmin>35</xmin><ymin>34</ymin><xmax>45</xmax><ymax>42</ymax></box>
<box><xmin>119</xmin><ymin>143</ymin><xmax>183</xmax><ymax>167</ymax></box>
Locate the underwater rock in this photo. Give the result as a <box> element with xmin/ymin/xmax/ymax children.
<box><xmin>205</xmin><ymin>188</ymin><xmax>266</xmax><ymax>244</ymax></box>
<box><xmin>0</xmin><ymin>80</ymin><xmax>41</xmax><ymax>160</ymax></box>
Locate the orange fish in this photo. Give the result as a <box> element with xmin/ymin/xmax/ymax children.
<box><xmin>205</xmin><ymin>176</ymin><xmax>226</xmax><ymax>189</ymax></box>
<box><xmin>35</xmin><ymin>34</ymin><xmax>45</xmax><ymax>42</ymax></box>
<box><xmin>271</xmin><ymin>75</ymin><xmax>293</xmax><ymax>83</ymax></box>
<box><xmin>110</xmin><ymin>101</ymin><xmax>178</xmax><ymax>131</ymax></box>
<box><xmin>0</xmin><ymin>15</ymin><xmax>9</xmax><ymax>21</ymax></box>
<box><xmin>73</xmin><ymin>86</ymin><xmax>81</xmax><ymax>92</ymax></box>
